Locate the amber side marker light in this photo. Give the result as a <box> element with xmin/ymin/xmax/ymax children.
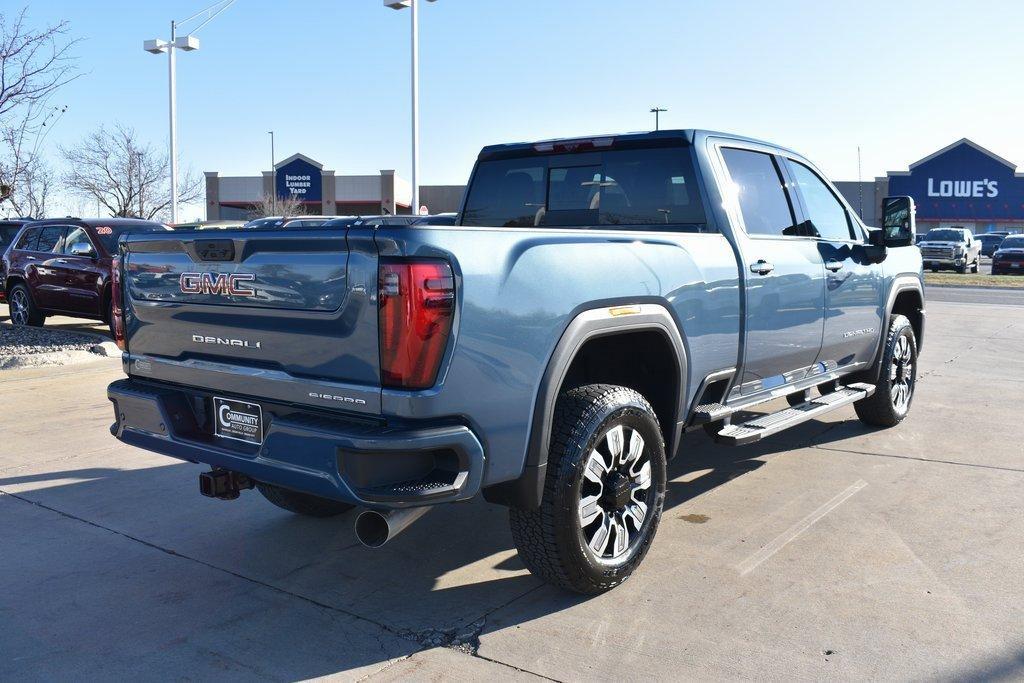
<box><xmin>608</xmin><ymin>305</ymin><xmax>641</xmax><ymax>317</ymax></box>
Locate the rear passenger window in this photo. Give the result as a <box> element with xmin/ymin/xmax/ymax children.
<box><xmin>721</xmin><ymin>148</ymin><xmax>796</xmax><ymax>237</ymax></box>
<box><xmin>15</xmin><ymin>227</ymin><xmax>40</xmax><ymax>250</ymax></box>
<box><xmin>35</xmin><ymin>227</ymin><xmax>65</xmax><ymax>253</ymax></box>
<box><xmin>789</xmin><ymin>162</ymin><xmax>854</xmax><ymax>241</ymax></box>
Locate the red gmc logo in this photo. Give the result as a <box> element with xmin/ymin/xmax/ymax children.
<box><xmin>179</xmin><ymin>272</ymin><xmax>256</xmax><ymax>297</ymax></box>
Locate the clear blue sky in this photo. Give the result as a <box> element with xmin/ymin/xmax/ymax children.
<box><xmin>20</xmin><ymin>0</ymin><xmax>1024</xmax><ymax>219</ymax></box>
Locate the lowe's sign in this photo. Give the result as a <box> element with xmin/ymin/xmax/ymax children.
<box><xmin>888</xmin><ymin>139</ymin><xmax>1024</xmax><ymax>221</ymax></box>
<box><xmin>275</xmin><ymin>156</ymin><xmax>322</xmax><ymax>202</ymax></box>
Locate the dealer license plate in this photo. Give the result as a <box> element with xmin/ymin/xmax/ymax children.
<box><xmin>213</xmin><ymin>397</ymin><xmax>264</xmax><ymax>444</ymax></box>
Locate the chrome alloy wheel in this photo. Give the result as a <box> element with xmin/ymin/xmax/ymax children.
<box><xmin>9</xmin><ymin>288</ymin><xmax>29</xmax><ymax>326</ymax></box>
<box><xmin>578</xmin><ymin>424</ymin><xmax>653</xmax><ymax>563</ymax></box>
<box><xmin>889</xmin><ymin>334</ymin><xmax>915</xmax><ymax>412</ymax></box>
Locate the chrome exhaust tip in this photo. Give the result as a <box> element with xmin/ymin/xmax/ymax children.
<box><xmin>354</xmin><ymin>506</ymin><xmax>430</xmax><ymax>548</ymax></box>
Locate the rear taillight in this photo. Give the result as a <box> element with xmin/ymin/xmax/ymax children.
<box><xmin>378</xmin><ymin>260</ymin><xmax>454</xmax><ymax>389</ymax></box>
<box><xmin>111</xmin><ymin>256</ymin><xmax>125</xmax><ymax>350</ymax></box>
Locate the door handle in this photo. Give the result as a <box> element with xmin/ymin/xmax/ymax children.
<box><xmin>825</xmin><ymin>260</ymin><xmax>844</xmax><ymax>272</ymax></box>
<box><xmin>54</xmin><ymin>258</ymin><xmax>69</xmax><ymax>264</ymax></box>
<box><xmin>749</xmin><ymin>259</ymin><xmax>774</xmax><ymax>275</ymax></box>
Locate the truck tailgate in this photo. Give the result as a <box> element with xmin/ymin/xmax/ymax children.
<box><xmin>120</xmin><ymin>229</ymin><xmax>381</xmax><ymax>415</ymax></box>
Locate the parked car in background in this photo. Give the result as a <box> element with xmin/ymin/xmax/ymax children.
<box><xmin>991</xmin><ymin>235</ymin><xmax>1024</xmax><ymax>275</ymax></box>
<box><xmin>351</xmin><ymin>215</ymin><xmax>421</xmax><ymax>228</ymax></box>
<box><xmin>411</xmin><ymin>213</ymin><xmax>459</xmax><ymax>226</ymax></box>
<box><xmin>918</xmin><ymin>227</ymin><xmax>981</xmax><ymax>273</ymax></box>
<box><xmin>107</xmin><ymin>129</ymin><xmax>923</xmax><ymax>594</ymax></box>
<box><xmin>173</xmin><ymin>220</ymin><xmax>246</xmax><ymax>231</ymax></box>
<box><xmin>242</xmin><ymin>216</ymin><xmax>332</xmax><ymax>229</ymax></box>
<box><xmin>976</xmin><ymin>233</ymin><xmax>1007</xmax><ymax>257</ymax></box>
<box><xmin>2</xmin><ymin>217</ymin><xmax>170</xmax><ymax>333</ymax></box>
<box><xmin>0</xmin><ymin>218</ymin><xmax>34</xmax><ymax>255</ymax></box>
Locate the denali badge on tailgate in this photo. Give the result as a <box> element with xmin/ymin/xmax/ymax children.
<box><xmin>192</xmin><ymin>334</ymin><xmax>263</xmax><ymax>349</ymax></box>
<box><xmin>179</xmin><ymin>272</ymin><xmax>256</xmax><ymax>296</ymax></box>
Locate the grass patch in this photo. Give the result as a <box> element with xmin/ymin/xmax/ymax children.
<box><xmin>924</xmin><ymin>272</ymin><xmax>1024</xmax><ymax>288</ymax></box>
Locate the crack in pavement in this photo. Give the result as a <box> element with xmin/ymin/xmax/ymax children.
<box><xmin>810</xmin><ymin>445</ymin><xmax>1024</xmax><ymax>474</ymax></box>
<box><xmin>0</xmin><ymin>489</ymin><xmax>557</xmax><ymax>681</ymax></box>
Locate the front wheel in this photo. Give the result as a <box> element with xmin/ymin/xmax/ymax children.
<box><xmin>509</xmin><ymin>384</ymin><xmax>667</xmax><ymax>594</ymax></box>
<box><xmin>854</xmin><ymin>314</ymin><xmax>917</xmax><ymax>427</ymax></box>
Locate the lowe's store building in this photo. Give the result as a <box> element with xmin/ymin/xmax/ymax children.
<box><xmin>837</xmin><ymin>138</ymin><xmax>1024</xmax><ymax>236</ymax></box>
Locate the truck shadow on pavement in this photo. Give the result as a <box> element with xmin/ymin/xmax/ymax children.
<box><xmin>0</xmin><ymin>412</ymin><xmax>881</xmax><ymax>679</ymax></box>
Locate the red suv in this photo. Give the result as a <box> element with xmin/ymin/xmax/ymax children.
<box><xmin>3</xmin><ymin>217</ymin><xmax>169</xmax><ymax>333</ymax></box>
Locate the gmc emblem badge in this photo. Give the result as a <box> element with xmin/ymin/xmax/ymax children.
<box><xmin>179</xmin><ymin>272</ymin><xmax>256</xmax><ymax>297</ymax></box>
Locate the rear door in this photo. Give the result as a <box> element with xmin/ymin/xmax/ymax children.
<box><xmin>58</xmin><ymin>226</ymin><xmax>105</xmax><ymax>316</ymax></box>
<box><xmin>121</xmin><ymin>227</ymin><xmax>382</xmax><ymax>415</ymax></box>
<box><xmin>784</xmin><ymin>159</ymin><xmax>883</xmax><ymax>372</ymax></box>
<box><xmin>718</xmin><ymin>145</ymin><xmax>826</xmax><ymax>397</ymax></box>
<box><xmin>31</xmin><ymin>226</ymin><xmax>68</xmax><ymax>309</ymax></box>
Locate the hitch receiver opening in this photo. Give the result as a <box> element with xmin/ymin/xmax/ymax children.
<box><xmin>199</xmin><ymin>469</ymin><xmax>254</xmax><ymax>500</ymax></box>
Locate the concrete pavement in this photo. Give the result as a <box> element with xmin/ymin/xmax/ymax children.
<box><xmin>1</xmin><ymin>299</ymin><xmax>1022</xmax><ymax>680</ymax></box>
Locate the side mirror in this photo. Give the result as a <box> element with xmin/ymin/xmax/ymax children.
<box><xmin>70</xmin><ymin>243</ymin><xmax>95</xmax><ymax>258</ymax></box>
<box><xmin>881</xmin><ymin>196</ymin><xmax>916</xmax><ymax>247</ymax></box>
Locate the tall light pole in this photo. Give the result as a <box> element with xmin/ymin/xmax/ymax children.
<box><xmin>386</xmin><ymin>0</ymin><xmax>437</xmax><ymax>215</ymax></box>
<box><xmin>144</xmin><ymin>1</ymin><xmax>235</xmax><ymax>225</ymax></box>
<box><xmin>650</xmin><ymin>107</ymin><xmax>667</xmax><ymax>131</ymax></box>
<box><xmin>268</xmin><ymin>131</ymin><xmax>276</xmax><ymax>214</ymax></box>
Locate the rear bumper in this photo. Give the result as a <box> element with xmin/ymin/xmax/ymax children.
<box><xmin>107</xmin><ymin>379</ymin><xmax>485</xmax><ymax>509</ymax></box>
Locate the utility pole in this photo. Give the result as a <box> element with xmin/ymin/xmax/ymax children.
<box><xmin>268</xmin><ymin>131</ymin><xmax>276</xmax><ymax>214</ymax></box>
<box><xmin>650</xmin><ymin>107</ymin><xmax>667</xmax><ymax>131</ymax></box>
<box><xmin>857</xmin><ymin>145</ymin><xmax>864</xmax><ymax>220</ymax></box>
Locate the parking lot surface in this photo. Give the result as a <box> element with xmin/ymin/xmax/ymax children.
<box><xmin>1</xmin><ymin>298</ymin><xmax>1023</xmax><ymax>681</ymax></box>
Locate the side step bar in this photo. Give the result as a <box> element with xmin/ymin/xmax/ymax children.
<box><xmin>714</xmin><ymin>383</ymin><xmax>875</xmax><ymax>446</ymax></box>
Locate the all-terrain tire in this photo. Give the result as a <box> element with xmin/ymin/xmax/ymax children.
<box><xmin>8</xmin><ymin>283</ymin><xmax>45</xmax><ymax>327</ymax></box>
<box><xmin>509</xmin><ymin>384</ymin><xmax>667</xmax><ymax>594</ymax></box>
<box><xmin>256</xmin><ymin>482</ymin><xmax>354</xmax><ymax>517</ymax></box>
<box><xmin>854</xmin><ymin>314</ymin><xmax>917</xmax><ymax>427</ymax></box>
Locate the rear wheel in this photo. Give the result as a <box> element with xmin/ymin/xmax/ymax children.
<box><xmin>8</xmin><ymin>284</ymin><xmax>45</xmax><ymax>327</ymax></box>
<box><xmin>971</xmin><ymin>257</ymin><xmax>980</xmax><ymax>274</ymax></box>
<box><xmin>509</xmin><ymin>384</ymin><xmax>667</xmax><ymax>594</ymax></box>
<box><xmin>854</xmin><ymin>314</ymin><xmax>917</xmax><ymax>427</ymax></box>
<box><xmin>256</xmin><ymin>482</ymin><xmax>354</xmax><ymax>517</ymax></box>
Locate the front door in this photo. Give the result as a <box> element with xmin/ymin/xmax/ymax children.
<box><xmin>785</xmin><ymin>160</ymin><xmax>883</xmax><ymax>372</ymax></box>
<box><xmin>719</xmin><ymin>146</ymin><xmax>826</xmax><ymax>397</ymax></box>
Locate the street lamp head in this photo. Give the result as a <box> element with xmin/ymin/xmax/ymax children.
<box><xmin>173</xmin><ymin>35</ymin><xmax>200</xmax><ymax>51</ymax></box>
<box><xmin>143</xmin><ymin>39</ymin><xmax>168</xmax><ymax>54</ymax></box>
<box><xmin>385</xmin><ymin>0</ymin><xmax>437</xmax><ymax>8</ymax></box>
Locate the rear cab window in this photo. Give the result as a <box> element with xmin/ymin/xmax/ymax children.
<box><xmin>720</xmin><ymin>148</ymin><xmax>798</xmax><ymax>237</ymax></box>
<box><xmin>461</xmin><ymin>144</ymin><xmax>706</xmax><ymax>230</ymax></box>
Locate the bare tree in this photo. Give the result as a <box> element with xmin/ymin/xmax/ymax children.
<box><xmin>0</xmin><ymin>8</ymin><xmax>78</xmax><ymax>213</ymax></box>
<box><xmin>249</xmin><ymin>193</ymin><xmax>307</xmax><ymax>219</ymax></box>
<box><xmin>61</xmin><ymin>124</ymin><xmax>201</xmax><ymax>221</ymax></box>
<box><xmin>0</xmin><ymin>8</ymin><xmax>78</xmax><ymax>118</ymax></box>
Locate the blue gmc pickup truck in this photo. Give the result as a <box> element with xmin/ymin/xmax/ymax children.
<box><xmin>108</xmin><ymin>130</ymin><xmax>923</xmax><ymax>593</ymax></box>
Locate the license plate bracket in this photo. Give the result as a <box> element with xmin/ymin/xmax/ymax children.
<box><xmin>213</xmin><ymin>397</ymin><xmax>264</xmax><ymax>445</ymax></box>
